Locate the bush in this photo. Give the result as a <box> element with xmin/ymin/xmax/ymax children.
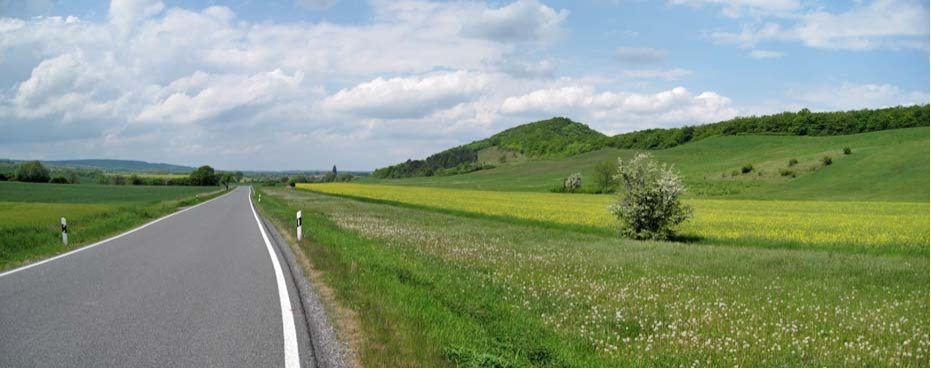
<box><xmin>822</xmin><ymin>156</ymin><xmax>833</xmax><ymax>166</ymax></box>
<box><xmin>563</xmin><ymin>172</ymin><xmax>582</xmax><ymax>192</ymax></box>
<box><xmin>779</xmin><ymin>168</ymin><xmax>796</xmax><ymax>177</ymax></box>
<box><xmin>0</xmin><ymin>173</ymin><xmax>8</xmax><ymax>181</ymax></box>
<box><xmin>129</xmin><ymin>174</ymin><xmax>144</xmax><ymax>185</ymax></box>
<box><xmin>112</xmin><ymin>175</ymin><xmax>127</xmax><ymax>185</ymax></box>
<box><xmin>788</xmin><ymin>158</ymin><xmax>798</xmax><ymax>166</ymax></box>
<box><xmin>15</xmin><ymin>161</ymin><xmax>50</xmax><ymax>183</ymax></box>
<box><xmin>843</xmin><ymin>147</ymin><xmax>852</xmax><ymax>155</ymax></box>
<box><xmin>741</xmin><ymin>164</ymin><xmax>754</xmax><ymax>174</ymax></box>
<box><xmin>49</xmin><ymin>176</ymin><xmax>69</xmax><ymax>184</ymax></box>
<box><xmin>609</xmin><ymin>153</ymin><xmax>692</xmax><ymax>240</ymax></box>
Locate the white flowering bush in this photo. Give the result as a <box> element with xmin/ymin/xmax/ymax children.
<box><xmin>609</xmin><ymin>153</ymin><xmax>692</xmax><ymax>240</ymax></box>
<box><xmin>563</xmin><ymin>172</ymin><xmax>582</xmax><ymax>192</ymax></box>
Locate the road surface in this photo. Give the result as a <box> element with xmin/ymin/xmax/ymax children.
<box><xmin>0</xmin><ymin>187</ymin><xmax>315</xmax><ymax>367</ymax></box>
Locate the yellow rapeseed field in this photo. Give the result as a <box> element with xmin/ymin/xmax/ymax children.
<box><xmin>297</xmin><ymin>183</ymin><xmax>929</xmax><ymax>253</ymax></box>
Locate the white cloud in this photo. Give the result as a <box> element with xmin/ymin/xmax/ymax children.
<box><xmin>790</xmin><ymin>82</ymin><xmax>930</xmax><ymax>111</ymax></box>
<box><xmin>501</xmin><ymin>85</ymin><xmax>739</xmax><ymax>133</ymax></box>
<box><xmin>135</xmin><ymin>69</ymin><xmax>308</xmax><ymax>124</ymax></box>
<box><xmin>749</xmin><ymin>49</ymin><xmax>784</xmax><ymax>59</ymax></box>
<box><xmin>323</xmin><ymin>70</ymin><xmax>490</xmax><ymax>119</ymax></box>
<box><xmin>461</xmin><ymin>0</ymin><xmax>569</xmax><ymax>42</ymax></box>
<box><xmin>708</xmin><ymin>0</ymin><xmax>929</xmax><ymax>50</ymax></box>
<box><xmin>615</xmin><ymin>47</ymin><xmax>666</xmax><ymax>64</ymax></box>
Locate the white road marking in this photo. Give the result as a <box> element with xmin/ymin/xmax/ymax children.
<box><xmin>0</xmin><ymin>189</ymin><xmax>234</xmax><ymax>279</ymax></box>
<box><xmin>249</xmin><ymin>189</ymin><xmax>301</xmax><ymax>368</ymax></box>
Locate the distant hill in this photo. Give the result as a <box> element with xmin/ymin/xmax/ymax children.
<box><xmin>373</xmin><ymin>105</ymin><xmax>930</xmax><ymax>179</ymax></box>
<box><xmin>39</xmin><ymin>159</ymin><xmax>195</xmax><ymax>174</ymax></box>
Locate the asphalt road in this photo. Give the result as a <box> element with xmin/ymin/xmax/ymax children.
<box><xmin>0</xmin><ymin>187</ymin><xmax>314</xmax><ymax>367</ymax></box>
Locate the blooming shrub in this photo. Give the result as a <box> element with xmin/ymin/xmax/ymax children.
<box><xmin>609</xmin><ymin>153</ymin><xmax>692</xmax><ymax>240</ymax></box>
<box><xmin>563</xmin><ymin>172</ymin><xmax>582</xmax><ymax>192</ymax></box>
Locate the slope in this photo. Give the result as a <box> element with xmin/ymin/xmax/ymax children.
<box><xmin>363</xmin><ymin>127</ymin><xmax>930</xmax><ymax>202</ymax></box>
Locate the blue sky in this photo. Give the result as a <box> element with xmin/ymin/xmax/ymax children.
<box><xmin>0</xmin><ymin>0</ymin><xmax>927</xmax><ymax>170</ymax></box>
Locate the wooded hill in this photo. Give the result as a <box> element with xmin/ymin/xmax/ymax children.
<box><xmin>372</xmin><ymin>105</ymin><xmax>930</xmax><ymax>179</ymax></box>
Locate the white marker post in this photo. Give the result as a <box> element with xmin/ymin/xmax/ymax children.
<box><xmin>61</xmin><ymin>217</ymin><xmax>68</xmax><ymax>245</ymax></box>
<box><xmin>296</xmin><ymin>211</ymin><xmax>302</xmax><ymax>241</ymax></box>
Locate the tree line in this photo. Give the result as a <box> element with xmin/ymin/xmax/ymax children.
<box><xmin>1</xmin><ymin>161</ymin><xmax>242</xmax><ymax>189</ymax></box>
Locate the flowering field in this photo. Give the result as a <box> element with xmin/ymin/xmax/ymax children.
<box><xmin>258</xmin><ymin>187</ymin><xmax>930</xmax><ymax>367</ymax></box>
<box><xmin>296</xmin><ymin>183</ymin><xmax>928</xmax><ymax>254</ymax></box>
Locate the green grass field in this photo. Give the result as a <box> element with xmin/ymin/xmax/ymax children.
<box><xmin>0</xmin><ymin>182</ymin><xmax>222</xmax><ymax>271</ymax></box>
<box><xmin>0</xmin><ymin>181</ymin><xmax>215</xmax><ymax>203</ymax></box>
<box><xmin>255</xmin><ymin>186</ymin><xmax>929</xmax><ymax>367</ymax></box>
<box><xmin>362</xmin><ymin>127</ymin><xmax>929</xmax><ymax>202</ymax></box>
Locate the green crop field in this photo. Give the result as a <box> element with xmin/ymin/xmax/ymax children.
<box><xmin>362</xmin><ymin>127</ymin><xmax>929</xmax><ymax>202</ymax></box>
<box><xmin>0</xmin><ymin>182</ymin><xmax>223</xmax><ymax>271</ymax></box>
<box><xmin>255</xmin><ymin>186</ymin><xmax>929</xmax><ymax>367</ymax></box>
<box><xmin>0</xmin><ymin>181</ymin><xmax>215</xmax><ymax>203</ymax></box>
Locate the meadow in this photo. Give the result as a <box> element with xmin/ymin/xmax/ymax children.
<box><xmin>255</xmin><ymin>186</ymin><xmax>929</xmax><ymax>367</ymax></box>
<box><xmin>0</xmin><ymin>181</ymin><xmax>221</xmax><ymax>271</ymax></box>
<box><xmin>296</xmin><ymin>183</ymin><xmax>929</xmax><ymax>256</ymax></box>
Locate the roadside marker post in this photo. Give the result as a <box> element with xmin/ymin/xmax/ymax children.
<box><xmin>296</xmin><ymin>211</ymin><xmax>302</xmax><ymax>241</ymax></box>
<box><xmin>61</xmin><ymin>217</ymin><xmax>68</xmax><ymax>245</ymax></box>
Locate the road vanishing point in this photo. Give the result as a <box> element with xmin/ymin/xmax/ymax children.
<box><xmin>0</xmin><ymin>187</ymin><xmax>317</xmax><ymax>367</ymax></box>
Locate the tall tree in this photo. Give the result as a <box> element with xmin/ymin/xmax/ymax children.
<box><xmin>15</xmin><ymin>161</ymin><xmax>50</xmax><ymax>183</ymax></box>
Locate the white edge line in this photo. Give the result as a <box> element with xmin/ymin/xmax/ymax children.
<box><xmin>249</xmin><ymin>188</ymin><xmax>301</xmax><ymax>368</ymax></box>
<box><xmin>0</xmin><ymin>188</ymin><xmax>236</xmax><ymax>279</ymax></box>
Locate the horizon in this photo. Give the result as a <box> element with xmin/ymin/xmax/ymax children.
<box><xmin>0</xmin><ymin>0</ymin><xmax>928</xmax><ymax>171</ymax></box>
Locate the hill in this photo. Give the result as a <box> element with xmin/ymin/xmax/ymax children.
<box><xmin>372</xmin><ymin>117</ymin><xmax>607</xmax><ymax>178</ymax></box>
<box><xmin>372</xmin><ymin>105</ymin><xmax>929</xmax><ymax>179</ymax></box>
<box><xmin>363</xmin><ymin>127</ymin><xmax>930</xmax><ymax>202</ymax></box>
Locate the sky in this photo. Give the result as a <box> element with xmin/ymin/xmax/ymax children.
<box><xmin>0</xmin><ymin>0</ymin><xmax>928</xmax><ymax>171</ymax></box>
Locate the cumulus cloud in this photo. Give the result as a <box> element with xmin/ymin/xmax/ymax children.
<box><xmin>461</xmin><ymin>0</ymin><xmax>569</xmax><ymax>42</ymax></box>
<box><xmin>789</xmin><ymin>82</ymin><xmax>930</xmax><ymax>111</ymax></box>
<box><xmin>707</xmin><ymin>0</ymin><xmax>929</xmax><ymax>50</ymax></box>
<box><xmin>322</xmin><ymin>71</ymin><xmax>491</xmax><ymax>119</ymax></box>
<box><xmin>135</xmin><ymin>69</ymin><xmax>308</xmax><ymax>124</ymax></box>
<box><xmin>501</xmin><ymin>85</ymin><xmax>739</xmax><ymax>132</ymax></box>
